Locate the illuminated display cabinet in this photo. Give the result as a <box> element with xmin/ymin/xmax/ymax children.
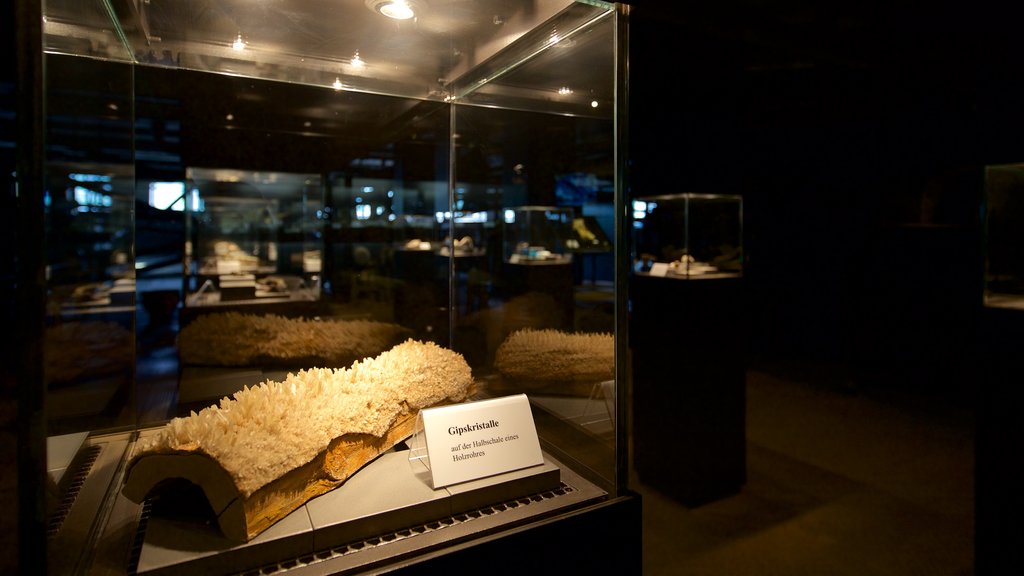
<box><xmin>980</xmin><ymin>163</ymin><xmax>1024</xmax><ymax>576</ymax></box>
<box><xmin>629</xmin><ymin>192</ymin><xmax>747</xmax><ymax>506</ymax></box>
<box><xmin>984</xmin><ymin>163</ymin><xmax>1024</xmax><ymax>309</ymax></box>
<box><xmin>632</xmin><ymin>193</ymin><xmax>743</xmax><ymax>279</ymax></box>
<box><xmin>28</xmin><ymin>0</ymin><xmax>637</xmax><ymax>574</ymax></box>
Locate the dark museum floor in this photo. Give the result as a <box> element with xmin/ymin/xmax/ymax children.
<box><xmin>631</xmin><ymin>365</ymin><xmax>975</xmax><ymax>576</ymax></box>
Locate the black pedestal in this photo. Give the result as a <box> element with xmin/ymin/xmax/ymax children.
<box><xmin>977</xmin><ymin>305</ymin><xmax>1024</xmax><ymax>576</ymax></box>
<box><xmin>630</xmin><ymin>273</ymin><xmax>746</xmax><ymax>506</ymax></box>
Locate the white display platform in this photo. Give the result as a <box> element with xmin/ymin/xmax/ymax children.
<box><xmin>47</xmin><ymin>431</ymin><xmax>90</xmax><ymax>485</ymax></box>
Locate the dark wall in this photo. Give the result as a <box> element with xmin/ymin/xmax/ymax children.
<box><xmin>1</xmin><ymin>0</ymin><xmax>18</xmax><ymax>569</ymax></box>
<box><xmin>627</xmin><ymin>3</ymin><xmax>1023</xmax><ymax>575</ymax></box>
<box><xmin>626</xmin><ymin>0</ymin><xmax>1020</xmax><ymax>391</ymax></box>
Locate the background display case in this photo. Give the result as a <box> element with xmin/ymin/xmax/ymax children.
<box><xmin>630</xmin><ymin>192</ymin><xmax>747</xmax><ymax>506</ymax></box>
<box><xmin>23</xmin><ymin>0</ymin><xmax>637</xmax><ymax>574</ymax></box>
<box><xmin>503</xmin><ymin>206</ymin><xmax>575</xmax><ymax>264</ymax></box>
<box><xmin>984</xmin><ymin>163</ymin><xmax>1024</xmax><ymax>309</ymax></box>
<box><xmin>980</xmin><ymin>162</ymin><xmax>1024</xmax><ymax>576</ymax></box>
<box><xmin>395</xmin><ymin>215</ymin><xmax>441</xmax><ymax>252</ymax></box>
<box><xmin>633</xmin><ymin>193</ymin><xmax>743</xmax><ymax>279</ymax></box>
<box><xmin>44</xmin><ymin>160</ymin><xmax>137</xmax><ymax>435</ymax></box>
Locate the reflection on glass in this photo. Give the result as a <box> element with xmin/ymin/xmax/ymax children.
<box><xmin>451</xmin><ymin>90</ymin><xmax>618</xmax><ymax>485</ymax></box>
<box><xmin>44</xmin><ymin>52</ymin><xmax>136</xmax><ymax>435</ymax></box>
<box><xmin>183</xmin><ymin>168</ymin><xmax>323</xmax><ymax>307</ymax></box>
<box><xmin>504</xmin><ymin>206</ymin><xmax>575</xmax><ymax>264</ymax></box>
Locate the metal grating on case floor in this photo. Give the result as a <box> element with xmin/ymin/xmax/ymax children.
<box><xmin>233</xmin><ymin>482</ymin><xmax>580</xmax><ymax>576</ymax></box>
<box><xmin>125</xmin><ymin>498</ymin><xmax>154</xmax><ymax>576</ymax></box>
<box><xmin>46</xmin><ymin>444</ymin><xmax>102</xmax><ymax>540</ymax></box>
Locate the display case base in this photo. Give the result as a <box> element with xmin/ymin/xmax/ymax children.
<box><xmin>131</xmin><ymin>449</ymin><xmax>561</xmax><ymax>575</ymax></box>
<box><xmin>42</xmin><ymin>421</ymin><xmax>626</xmax><ymax>576</ymax></box>
<box><xmin>631</xmin><ymin>274</ymin><xmax>747</xmax><ymax>507</ymax></box>
<box><xmin>50</xmin><ymin>429</ymin><xmax>626</xmax><ymax>576</ymax></box>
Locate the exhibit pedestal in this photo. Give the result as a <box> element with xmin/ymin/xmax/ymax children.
<box><xmin>52</xmin><ymin>429</ymin><xmax>641</xmax><ymax>575</ymax></box>
<box><xmin>977</xmin><ymin>306</ymin><xmax>1024</xmax><ymax>576</ymax></box>
<box><xmin>630</xmin><ymin>273</ymin><xmax>747</xmax><ymax>506</ymax></box>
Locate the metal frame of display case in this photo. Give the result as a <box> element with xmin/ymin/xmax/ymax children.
<box><xmin>13</xmin><ymin>1</ymin><xmax>639</xmax><ymax>574</ymax></box>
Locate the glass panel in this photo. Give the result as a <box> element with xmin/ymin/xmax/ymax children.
<box><xmin>43</xmin><ymin>0</ymin><xmax>134</xmax><ymax>61</ymax></box>
<box><xmin>451</xmin><ymin>1</ymin><xmax>615</xmax><ymax>117</ymax></box>
<box><xmin>182</xmin><ymin>167</ymin><xmax>323</xmax><ymax>307</ymax></box>
<box><xmin>450</xmin><ymin>6</ymin><xmax>618</xmax><ymax>488</ymax></box>
<box><xmin>323</xmin><ymin>100</ymin><xmax>451</xmax><ymax>344</ymax></box>
<box><xmin>129</xmin><ymin>64</ymin><xmax>452</xmax><ymax>421</ymax></box>
<box><xmin>42</xmin><ymin>0</ymin><xmax>621</xmax><ymax>443</ymax></box>
<box><xmin>44</xmin><ymin>54</ymin><xmax>136</xmax><ymax>434</ymax></box>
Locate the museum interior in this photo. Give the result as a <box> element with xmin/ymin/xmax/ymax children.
<box><xmin>2</xmin><ymin>0</ymin><xmax>1021</xmax><ymax>574</ymax></box>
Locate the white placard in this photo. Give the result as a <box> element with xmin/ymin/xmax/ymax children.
<box><xmin>648</xmin><ymin>262</ymin><xmax>670</xmax><ymax>277</ymax></box>
<box><xmin>414</xmin><ymin>394</ymin><xmax>543</xmax><ymax>489</ymax></box>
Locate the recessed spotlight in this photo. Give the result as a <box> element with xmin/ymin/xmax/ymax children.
<box><xmin>366</xmin><ymin>0</ymin><xmax>418</xmax><ymax>20</ymax></box>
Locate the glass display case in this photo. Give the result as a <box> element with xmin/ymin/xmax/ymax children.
<box><xmin>503</xmin><ymin>206</ymin><xmax>575</xmax><ymax>264</ymax></box>
<box><xmin>984</xmin><ymin>163</ymin><xmax>1024</xmax><ymax>309</ymax></box>
<box><xmin>20</xmin><ymin>0</ymin><xmax>637</xmax><ymax>574</ymax></box>
<box><xmin>632</xmin><ymin>193</ymin><xmax>743</xmax><ymax>279</ymax></box>
<box><xmin>980</xmin><ymin>164</ymin><xmax>1024</xmax><ymax>576</ymax></box>
<box><xmin>629</xmin><ymin>192</ymin><xmax>746</xmax><ymax>506</ymax></box>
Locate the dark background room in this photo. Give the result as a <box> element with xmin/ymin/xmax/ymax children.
<box><xmin>625</xmin><ymin>1</ymin><xmax>1020</xmax><ymax>574</ymax></box>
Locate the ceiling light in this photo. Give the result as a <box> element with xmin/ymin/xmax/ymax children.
<box><xmin>381</xmin><ymin>2</ymin><xmax>414</xmax><ymax>19</ymax></box>
<box><xmin>351</xmin><ymin>51</ymin><xmax>365</xmax><ymax>68</ymax></box>
<box><xmin>366</xmin><ymin>0</ymin><xmax>418</xmax><ymax>20</ymax></box>
<box><xmin>232</xmin><ymin>33</ymin><xmax>246</xmax><ymax>51</ymax></box>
